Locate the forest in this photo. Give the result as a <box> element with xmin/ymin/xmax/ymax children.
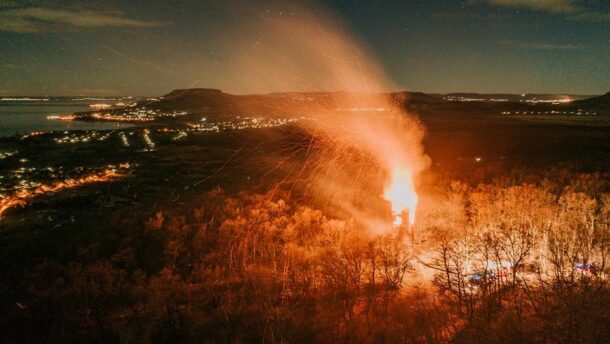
<box><xmin>2</xmin><ymin>162</ymin><xmax>609</xmax><ymax>343</ymax></box>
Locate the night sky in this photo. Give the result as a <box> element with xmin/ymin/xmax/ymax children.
<box><xmin>1</xmin><ymin>0</ymin><xmax>609</xmax><ymax>96</ymax></box>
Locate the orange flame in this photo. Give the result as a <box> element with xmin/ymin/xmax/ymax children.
<box><xmin>383</xmin><ymin>168</ymin><xmax>418</xmax><ymax>227</ymax></box>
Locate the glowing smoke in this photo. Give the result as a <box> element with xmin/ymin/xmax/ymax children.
<box><xmin>214</xmin><ymin>1</ymin><xmax>430</xmax><ymax>233</ymax></box>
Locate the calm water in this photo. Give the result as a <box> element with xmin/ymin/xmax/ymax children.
<box><xmin>0</xmin><ymin>99</ymin><xmax>133</xmax><ymax>137</ymax></box>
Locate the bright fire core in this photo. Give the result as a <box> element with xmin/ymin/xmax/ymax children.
<box><xmin>383</xmin><ymin>168</ymin><xmax>418</xmax><ymax>227</ymax></box>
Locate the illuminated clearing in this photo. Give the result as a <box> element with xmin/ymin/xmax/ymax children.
<box><xmin>383</xmin><ymin>168</ymin><xmax>418</xmax><ymax>226</ymax></box>
<box><xmin>0</xmin><ymin>167</ymin><xmax>126</xmax><ymax>220</ymax></box>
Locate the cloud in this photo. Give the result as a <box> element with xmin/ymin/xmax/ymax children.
<box><xmin>433</xmin><ymin>11</ymin><xmax>492</xmax><ymax>20</ymax></box>
<box><xmin>569</xmin><ymin>11</ymin><xmax>610</xmax><ymax>22</ymax></box>
<box><xmin>480</xmin><ymin>0</ymin><xmax>579</xmax><ymax>13</ymax></box>
<box><xmin>0</xmin><ymin>6</ymin><xmax>166</xmax><ymax>33</ymax></box>
<box><xmin>533</xmin><ymin>43</ymin><xmax>582</xmax><ymax>50</ymax></box>
<box><xmin>474</xmin><ymin>0</ymin><xmax>610</xmax><ymax>22</ymax></box>
<box><xmin>500</xmin><ymin>40</ymin><xmax>583</xmax><ymax>51</ymax></box>
<box><xmin>1</xmin><ymin>64</ymin><xmax>22</xmax><ymax>69</ymax></box>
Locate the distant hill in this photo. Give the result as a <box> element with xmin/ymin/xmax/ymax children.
<box><xmin>133</xmin><ymin>88</ymin><xmax>608</xmax><ymax>119</ymax></box>
<box><xmin>142</xmin><ymin>89</ymin><xmax>446</xmax><ymax>116</ymax></box>
<box><xmin>147</xmin><ymin>88</ymin><xmax>236</xmax><ymax>110</ymax></box>
<box><xmin>573</xmin><ymin>92</ymin><xmax>610</xmax><ymax>106</ymax></box>
<box><xmin>393</xmin><ymin>91</ymin><xmax>444</xmax><ymax>103</ymax></box>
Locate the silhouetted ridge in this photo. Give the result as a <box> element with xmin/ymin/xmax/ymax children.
<box><xmin>163</xmin><ymin>88</ymin><xmax>223</xmax><ymax>98</ymax></box>
<box><xmin>574</xmin><ymin>92</ymin><xmax>610</xmax><ymax>105</ymax></box>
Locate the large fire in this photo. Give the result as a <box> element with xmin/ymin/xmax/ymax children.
<box><xmin>383</xmin><ymin>167</ymin><xmax>418</xmax><ymax>227</ymax></box>
<box><xmin>209</xmin><ymin>2</ymin><xmax>429</xmax><ymax>234</ymax></box>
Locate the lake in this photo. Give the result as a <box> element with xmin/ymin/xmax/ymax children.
<box><xmin>0</xmin><ymin>98</ymin><xmax>133</xmax><ymax>137</ymax></box>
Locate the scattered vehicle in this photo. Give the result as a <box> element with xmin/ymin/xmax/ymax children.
<box><xmin>575</xmin><ymin>262</ymin><xmax>598</xmax><ymax>276</ymax></box>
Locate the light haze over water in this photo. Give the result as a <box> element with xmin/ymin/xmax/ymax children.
<box><xmin>0</xmin><ymin>98</ymin><xmax>132</xmax><ymax>137</ymax></box>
